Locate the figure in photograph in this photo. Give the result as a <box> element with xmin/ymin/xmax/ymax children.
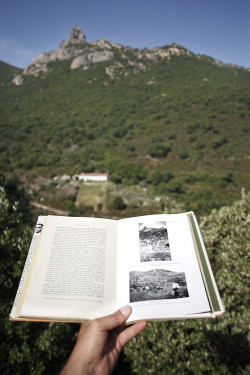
<box><xmin>139</xmin><ymin>221</ymin><xmax>171</xmax><ymax>262</ymax></box>
<box><xmin>34</xmin><ymin>223</ymin><xmax>43</xmax><ymax>234</ymax></box>
<box><xmin>172</xmin><ymin>282</ymin><xmax>180</xmax><ymax>297</ymax></box>
<box><xmin>129</xmin><ymin>269</ymin><xmax>189</xmax><ymax>303</ymax></box>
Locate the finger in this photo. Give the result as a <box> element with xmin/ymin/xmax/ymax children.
<box><xmin>94</xmin><ymin>305</ymin><xmax>132</xmax><ymax>331</ymax></box>
<box><xmin>119</xmin><ymin>321</ymin><xmax>147</xmax><ymax>347</ymax></box>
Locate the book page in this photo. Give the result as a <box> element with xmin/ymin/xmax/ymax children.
<box><xmin>116</xmin><ymin>213</ymin><xmax>211</xmax><ymax>322</ymax></box>
<box><xmin>18</xmin><ymin>215</ymin><xmax>117</xmax><ymax>321</ymax></box>
<box><xmin>10</xmin><ymin>216</ymin><xmax>46</xmax><ymax>318</ymax></box>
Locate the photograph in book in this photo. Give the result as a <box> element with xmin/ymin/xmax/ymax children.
<box><xmin>129</xmin><ymin>269</ymin><xmax>189</xmax><ymax>303</ymax></box>
<box><xmin>34</xmin><ymin>222</ymin><xmax>43</xmax><ymax>234</ymax></box>
<box><xmin>139</xmin><ymin>221</ymin><xmax>171</xmax><ymax>262</ymax></box>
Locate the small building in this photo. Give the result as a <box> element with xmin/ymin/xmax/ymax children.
<box><xmin>73</xmin><ymin>173</ymin><xmax>108</xmax><ymax>182</ymax></box>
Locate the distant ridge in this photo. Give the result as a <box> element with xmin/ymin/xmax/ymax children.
<box><xmin>12</xmin><ymin>26</ymin><xmax>247</xmax><ymax>86</ymax></box>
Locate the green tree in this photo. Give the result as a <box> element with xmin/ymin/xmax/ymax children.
<box><xmin>109</xmin><ymin>195</ymin><xmax>127</xmax><ymax>210</ymax></box>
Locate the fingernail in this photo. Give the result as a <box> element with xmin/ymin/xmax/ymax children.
<box><xmin>120</xmin><ymin>305</ymin><xmax>131</xmax><ymax>316</ymax></box>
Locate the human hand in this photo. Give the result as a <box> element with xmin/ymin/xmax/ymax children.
<box><xmin>60</xmin><ymin>305</ymin><xmax>146</xmax><ymax>375</ymax></box>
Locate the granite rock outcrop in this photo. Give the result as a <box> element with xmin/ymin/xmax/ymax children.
<box><xmin>12</xmin><ymin>26</ymin><xmax>201</xmax><ymax>85</ymax></box>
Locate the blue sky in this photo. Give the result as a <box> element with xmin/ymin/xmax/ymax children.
<box><xmin>0</xmin><ymin>0</ymin><xmax>249</xmax><ymax>69</ymax></box>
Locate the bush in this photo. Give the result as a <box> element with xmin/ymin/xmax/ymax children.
<box><xmin>126</xmin><ymin>144</ymin><xmax>136</xmax><ymax>152</ymax></box>
<box><xmin>150</xmin><ymin>171</ymin><xmax>174</xmax><ymax>186</ymax></box>
<box><xmin>184</xmin><ymin>187</ymin><xmax>222</xmax><ymax>215</ymax></box>
<box><xmin>194</xmin><ymin>141</ymin><xmax>205</xmax><ymax>150</ymax></box>
<box><xmin>218</xmin><ymin>170</ymin><xmax>235</xmax><ymax>188</ymax></box>
<box><xmin>179</xmin><ymin>150</ymin><xmax>189</xmax><ymax>159</ymax></box>
<box><xmin>77</xmin><ymin>203</ymin><xmax>94</xmax><ymax>215</ymax></box>
<box><xmin>149</xmin><ymin>142</ymin><xmax>171</xmax><ymax>158</ymax></box>
<box><xmin>109</xmin><ymin>195</ymin><xmax>127</xmax><ymax>210</ymax></box>
<box><xmin>186</xmin><ymin>122</ymin><xmax>200</xmax><ymax>134</ymax></box>
<box><xmin>168</xmin><ymin>133</ymin><xmax>176</xmax><ymax>140</ymax></box>
<box><xmin>150</xmin><ymin>171</ymin><xmax>163</xmax><ymax>186</ymax></box>
<box><xmin>110</xmin><ymin>173</ymin><xmax>123</xmax><ymax>184</ymax></box>
<box><xmin>113</xmin><ymin>127</ymin><xmax>127</xmax><ymax>138</ymax></box>
<box><xmin>166</xmin><ymin>179</ymin><xmax>185</xmax><ymax>194</ymax></box>
<box><xmin>108</xmin><ymin>160</ymin><xmax>147</xmax><ymax>185</ymax></box>
<box><xmin>190</xmin><ymin>150</ymin><xmax>204</xmax><ymax>161</ymax></box>
<box><xmin>211</xmin><ymin>136</ymin><xmax>228</xmax><ymax>149</ymax></box>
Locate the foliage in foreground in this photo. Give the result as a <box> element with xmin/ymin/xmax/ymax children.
<box><xmin>123</xmin><ymin>189</ymin><xmax>250</xmax><ymax>374</ymax></box>
<box><xmin>0</xmin><ymin>178</ymin><xmax>79</xmax><ymax>375</ymax></box>
<box><xmin>0</xmin><ymin>178</ymin><xmax>249</xmax><ymax>374</ymax></box>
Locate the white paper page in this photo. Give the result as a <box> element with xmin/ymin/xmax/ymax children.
<box><xmin>116</xmin><ymin>213</ymin><xmax>211</xmax><ymax>322</ymax></box>
<box><xmin>10</xmin><ymin>216</ymin><xmax>46</xmax><ymax>318</ymax></box>
<box><xmin>19</xmin><ymin>215</ymin><xmax>117</xmax><ymax>320</ymax></box>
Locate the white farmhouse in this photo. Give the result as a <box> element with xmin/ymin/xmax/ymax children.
<box><xmin>74</xmin><ymin>173</ymin><xmax>108</xmax><ymax>182</ymax></box>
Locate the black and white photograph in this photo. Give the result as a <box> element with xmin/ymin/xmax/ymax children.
<box><xmin>139</xmin><ymin>221</ymin><xmax>171</xmax><ymax>262</ymax></box>
<box><xmin>34</xmin><ymin>223</ymin><xmax>43</xmax><ymax>234</ymax></box>
<box><xmin>129</xmin><ymin>269</ymin><xmax>189</xmax><ymax>303</ymax></box>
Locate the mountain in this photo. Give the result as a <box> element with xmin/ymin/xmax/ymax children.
<box><xmin>130</xmin><ymin>269</ymin><xmax>187</xmax><ymax>287</ymax></box>
<box><xmin>0</xmin><ymin>26</ymin><xmax>250</xmax><ymax>215</ymax></box>
<box><xmin>12</xmin><ymin>26</ymin><xmax>248</xmax><ymax>85</ymax></box>
<box><xmin>0</xmin><ymin>60</ymin><xmax>21</xmax><ymax>84</ymax></box>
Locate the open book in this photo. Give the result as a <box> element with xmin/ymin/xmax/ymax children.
<box><xmin>10</xmin><ymin>212</ymin><xmax>224</xmax><ymax>323</ymax></box>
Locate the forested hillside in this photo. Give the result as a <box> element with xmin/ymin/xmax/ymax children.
<box><xmin>0</xmin><ymin>27</ymin><xmax>249</xmax><ymax>215</ymax></box>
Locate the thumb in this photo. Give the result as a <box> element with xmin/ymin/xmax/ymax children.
<box><xmin>95</xmin><ymin>305</ymin><xmax>132</xmax><ymax>331</ymax></box>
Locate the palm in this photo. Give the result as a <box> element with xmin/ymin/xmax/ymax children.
<box><xmin>88</xmin><ymin>328</ymin><xmax>123</xmax><ymax>375</ymax></box>
<box><xmin>60</xmin><ymin>308</ymin><xmax>146</xmax><ymax>375</ymax></box>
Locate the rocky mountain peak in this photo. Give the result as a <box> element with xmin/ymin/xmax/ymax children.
<box><xmin>60</xmin><ymin>26</ymin><xmax>87</xmax><ymax>48</ymax></box>
<box><xmin>12</xmin><ymin>26</ymin><xmax>238</xmax><ymax>86</ymax></box>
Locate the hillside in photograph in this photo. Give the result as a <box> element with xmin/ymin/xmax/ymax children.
<box><xmin>130</xmin><ymin>268</ymin><xmax>188</xmax><ymax>302</ymax></box>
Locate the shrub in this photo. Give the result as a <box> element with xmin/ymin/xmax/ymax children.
<box><xmin>162</xmin><ymin>171</ymin><xmax>174</xmax><ymax>183</ymax></box>
<box><xmin>151</xmin><ymin>171</ymin><xmax>163</xmax><ymax>186</ymax></box>
<box><xmin>109</xmin><ymin>173</ymin><xmax>122</xmax><ymax>184</ymax></box>
<box><xmin>179</xmin><ymin>150</ymin><xmax>189</xmax><ymax>159</ymax></box>
<box><xmin>166</xmin><ymin>179</ymin><xmax>185</xmax><ymax>194</ymax></box>
<box><xmin>218</xmin><ymin>170</ymin><xmax>235</xmax><ymax>188</ymax></box>
<box><xmin>190</xmin><ymin>150</ymin><xmax>204</xmax><ymax>161</ymax></box>
<box><xmin>113</xmin><ymin>127</ymin><xmax>127</xmax><ymax>138</ymax></box>
<box><xmin>150</xmin><ymin>171</ymin><xmax>174</xmax><ymax>186</ymax></box>
<box><xmin>241</xmin><ymin>126</ymin><xmax>249</xmax><ymax>133</ymax></box>
<box><xmin>186</xmin><ymin>122</ymin><xmax>200</xmax><ymax>134</ymax></box>
<box><xmin>194</xmin><ymin>141</ymin><xmax>205</xmax><ymax>150</ymax></box>
<box><xmin>168</xmin><ymin>133</ymin><xmax>176</xmax><ymax>140</ymax></box>
<box><xmin>189</xmin><ymin>135</ymin><xmax>197</xmax><ymax>143</ymax></box>
<box><xmin>126</xmin><ymin>144</ymin><xmax>136</xmax><ymax>152</ymax></box>
<box><xmin>109</xmin><ymin>160</ymin><xmax>147</xmax><ymax>185</ymax></box>
<box><xmin>77</xmin><ymin>203</ymin><xmax>94</xmax><ymax>215</ymax></box>
<box><xmin>109</xmin><ymin>195</ymin><xmax>126</xmax><ymax>210</ymax></box>
<box><xmin>211</xmin><ymin>136</ymin><xmax>228</xmax><ymax>149</ymax></box>
<box><xmin>149</xmin><ymin>142</ymin><xmax>171</xmax><ymax>158</ymax></box>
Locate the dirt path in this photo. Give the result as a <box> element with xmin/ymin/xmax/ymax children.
<box><xmin>30</xmin><ymin>201</ymin><xmax>69</xmax><ymax>216</ymax></box>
